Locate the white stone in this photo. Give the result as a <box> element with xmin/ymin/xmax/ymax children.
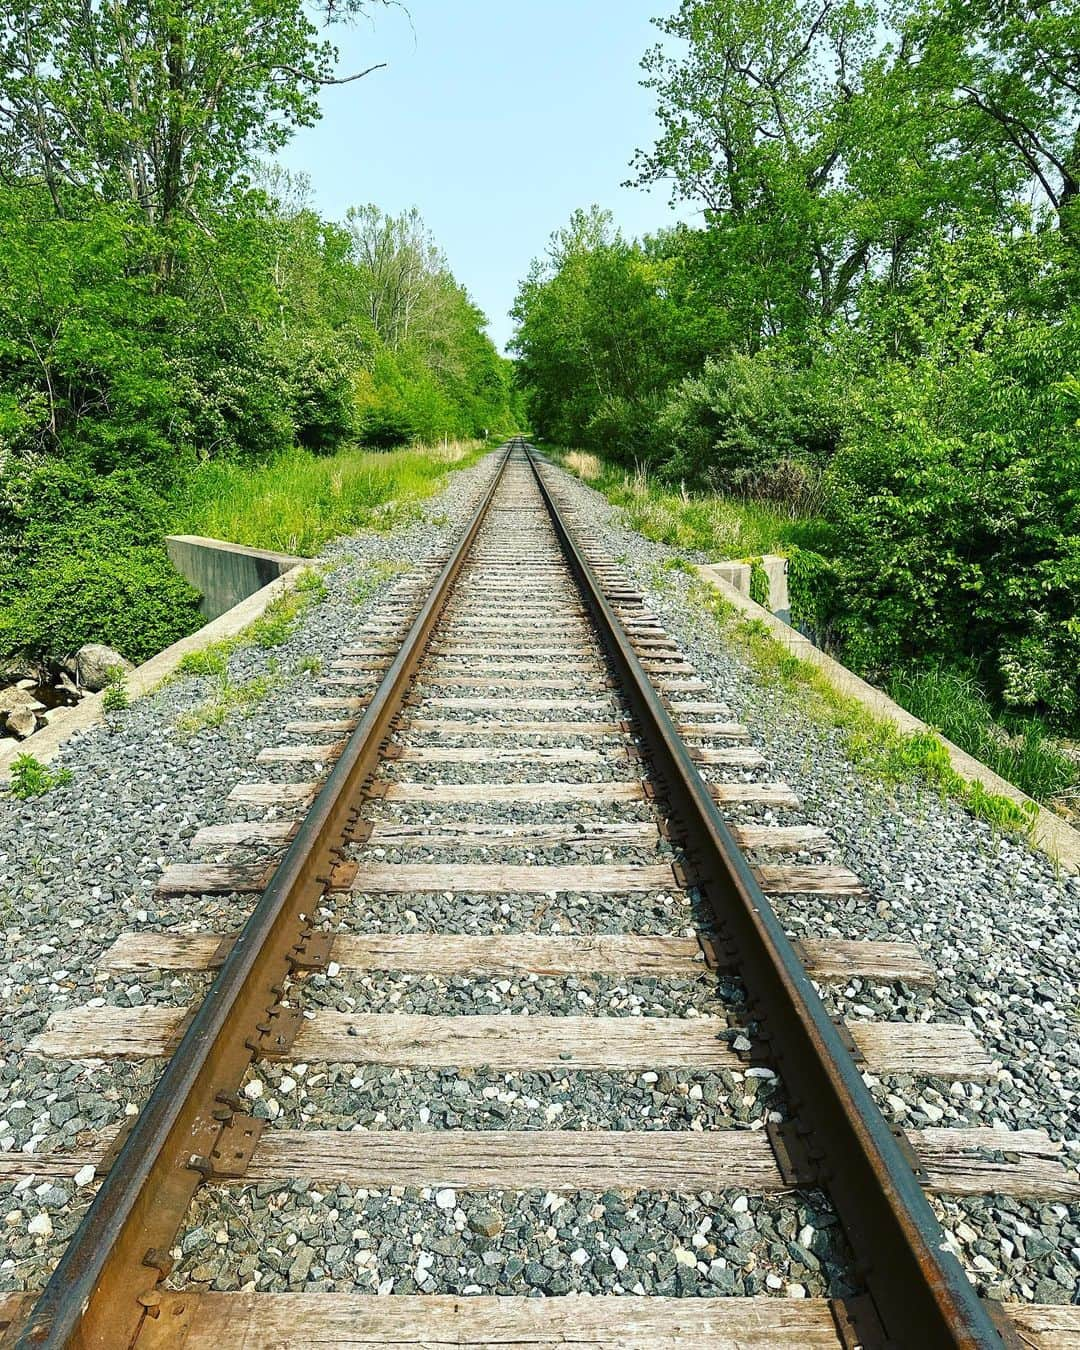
<box><xmin>243</xmin><ymin>1079</ymin><xmax>263</xmax><ymax>1100</ymax></box>
<box><xmin>434</xmin><ymin>1189</ymin><xmax>456</xmax><ymax>1210</ymax></box>
<box><xmin>611</xmin><ymin>1246</ymin><xmax>628</xmax><ymax>1272</ymax></box>
<box><xmin>28</xmin><ymin>1214</ymin><xmax>52</xmax><ymax>1237</ymax></box>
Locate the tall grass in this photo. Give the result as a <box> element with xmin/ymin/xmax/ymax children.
<box><xmin>554</xmin><ymin>451</ymin><xmax>826</xmax><ymax>558</ymax></box>
<box><xmin>888</xmin><ymin>667</ymin><xmax>1079</xmax><ymax>809</ymax></box>
<box><xmin>173</xmin><ymin>440</ymin><xmax>486</xmax><ymax>556</ymax></box>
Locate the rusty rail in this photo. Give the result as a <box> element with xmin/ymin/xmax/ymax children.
<box><xmin>523</xmin><ymin>441</ymin><xmax>1010</xmax><ymax>1349</ymax></box>
<box><xmin>13</xmin><ymin>447</ymin><xmax>513</xmax><ymax>1350</ymax></box>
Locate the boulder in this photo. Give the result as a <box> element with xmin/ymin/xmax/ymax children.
<box><xmin>56</xmin><ymin>671</ymin><xmax>82</xmax><ymax>699</ymax></box>
<box><xmin>0</xmin><ymin>685</ymin><xmax>44</xmax><ymax>717</ymax></box>
<box><xmin>74</xmin><ymin>644</ymin><xmax>133</xmax><ymax>692</ymax></box>
<box><xmin>0</xmin><ymin>657</ymin><xmax>39</xmax><ymax>684</ymax></box>
<box><xmin>5</xmin><ymin>707</ymin><xmax>38</xmax><ymax>739</ymax></box>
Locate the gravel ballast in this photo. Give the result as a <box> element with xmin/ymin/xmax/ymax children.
<box><xmin>0</xmin><ymin>454</ymin><xmax>503</xmax><ymax>1289</ymax></box>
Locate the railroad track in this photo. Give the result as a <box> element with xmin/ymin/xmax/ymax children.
<box><xmin>2</xmin><ymin>439</ymin><xmax>1078</xmax><ymax>1347</ymax></box>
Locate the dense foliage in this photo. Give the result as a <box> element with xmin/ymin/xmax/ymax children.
<box><xmin>0</xmin><ymin>1</ymin><xmax>518</xmax><ymax>668</ymax></box>
<box><xmin>513</xmin><ymin>0</ymin><xmax>1080</xmax><ymax>739</ymax></box>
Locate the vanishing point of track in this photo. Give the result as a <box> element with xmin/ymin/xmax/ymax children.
<box><xmin>5</xmin><ymin>441</ymin><xmax>1079</xmax><ymax>1348</ymax></box>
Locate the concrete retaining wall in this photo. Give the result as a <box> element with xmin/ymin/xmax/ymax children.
<box><xmin>707</xmin><ymin>555</ymin><xmax>791</xmax><ymax>623</ymax></box>
<box><xmin>166</xmin><ymin>535</ymin><xmax>305</xmax><ymax>619</ymax></box>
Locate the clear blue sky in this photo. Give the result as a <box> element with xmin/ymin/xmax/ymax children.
<box><xmin>276</xmin><ymin>1</ymin><xmax>694</xmax><ymax>351</ymax></box>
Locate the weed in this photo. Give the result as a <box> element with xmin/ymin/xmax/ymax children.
<box><xmin>295</xmin><ymin>655</ymin><xmax>323</xmax><ymax>677</ymax></box>
<box><xmin>174</xmin><ymin>567</ymin><xmax>328</xmax><ymax>690</ymax></box>
<box><xmin>351</xmin><ymin>560</ymin><xmax>409</xmax><ymax>607</ymax></box>
<box><xmin>888</xmin><ymin>667</ymin><xmax>1078</xmax><ymax>806</ymax></box>
<box><xmin>176</xmin><ymin>663</ymin><xmax>280</xmax><ymax>734</ymax></box>
<box><xmin>747</xmin><ymin>558</ymin><xmax>770</xmax><ymax>607</ymax></box>
<box><xmin>7</xmin><ymin>754</ymin><xmax>72</xmax><ymax>799</ymax></box>
<box><xmin>178</xmin><ymin>646</ymin><xmax>229</xmax><ymax>678</ymax></box>
<box><xmin>563</xmin><ymin>450</ymin><xmax>603</xmax><ymax>481</ymax></box>
<box><xmin>101</xmin><ymin>668</ymin><xmax>130</xmax><ymax>712</ymax></box>
<box><xmin>294</xmin><ymin>567</ymin><xmax>330</xmax><ymax>601</ymax></box>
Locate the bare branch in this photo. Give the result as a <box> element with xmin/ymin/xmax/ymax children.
<box><xmin>270</xmin><ymin>60</ymin><xmax>386</xmax><ymax>86</ymax></box>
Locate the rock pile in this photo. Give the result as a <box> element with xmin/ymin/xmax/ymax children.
<box><xmin>0</xmin><ymin>643</ymin><xmax>131</xmax><ymax>741</ymax></box>
<box><xmin>0</xmin><ymin>684</ymin><xmax>46</xmax><ymax>739</ymax></box>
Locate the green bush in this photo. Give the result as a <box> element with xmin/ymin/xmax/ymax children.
<box><xmin>6</xmin><ymin>755</ymin><xmax>72</xmax><ymax>799</ymax></box>
<box><xmin>2</xmin><ymin>547</ymin><xmax>201</xmax><ymax>664</ymax></box>
<box><xmin>657</xmin><ymin>352</ymin><xmax>840</xmax><ymax>499</ymax></box>
<box><xmin>786</xmin><ymin>546</ymin><xmax>841</xmax><ymax>640</ymax></box>
<box><xmin>822</xmin><ymin>356</ymin><xmax>1080</xmax><ymax>730</ymax></box>
<box><xmin>0</xmin><ymin>460</ymin><xmax>203</xmax><ymax>664</ymax></box>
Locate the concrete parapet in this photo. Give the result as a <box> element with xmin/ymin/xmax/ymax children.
<box><xmin>166</xmin><ymin>535</ymin><xmax>306</xmax><ymax>619</ymax></box>
<box><xmin>703</xmin><ymin>555</ymin><xmax>790</xmax><ymax>623</ymax></box>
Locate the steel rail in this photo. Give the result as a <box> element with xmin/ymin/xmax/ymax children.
<box><xmin>523</xmin><ymin>442</ymin><xmax>1010</xmax><ymax>1349</ymax></box>
<box><xmin>14</xmin><ymin>445</ymin><xmax>514</xmax><ymax>1350</ymax></box>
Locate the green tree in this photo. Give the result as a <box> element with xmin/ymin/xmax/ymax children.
<box><xmin>0</xmin><ymin>0</ymin><xmax>390</xmax><ymax>224</ymax></box>
<box><xmin>511</xmin><ymin>208</ymin><xmax>693</xmax><ymax>455</ymax></box>
<box><xmin>901</xmin><ymin>0</ymin><xmax>1080</xmax><ymax>232</ymax></box>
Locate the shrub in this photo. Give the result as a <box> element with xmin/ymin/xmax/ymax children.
<box><xmin>102</xmin><ymin>669</ymin><xmax>130</xmax><ymax>712</ymax></box>
<box><xmin>4</xmin><ymin>547</ymin><xmax>202</xmax><ymax>664</ymax></box>
<box><xmin>0</xmin><ymin>460</ymin><xmax>204</xmax><ymax>665</ymax></box>
<box><xmin>7</xmin><ymin>754</ymin><xmax>72</xmax><ymax>799</ymax></box>
<box><xmin>658</xmin><ymin>352</ymin><xmax>840</xmax><ymax>499</ymax></box>
<box><xmin>786</xmin><ymin>546</ymin><xmax>841</xmax><ymax>642</ymax></box>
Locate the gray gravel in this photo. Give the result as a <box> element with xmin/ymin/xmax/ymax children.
<box><xmin>168</xmin><ymin>1180</ymin><xmax>853</xmax><ymax>1299</ymax></box>
<box><xmin>0</xmin><ymin>452</ymin><xmax>503</xmax><ymax>1290</ymax></box>
<box><xmin>539</xmin><ymin>455</ymin><xmax>1080</xmax><ymax>1304</ymax></box>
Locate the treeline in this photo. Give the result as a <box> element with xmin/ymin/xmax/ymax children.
<box><xmin>512</xmin><ymin>0</ymin><xmax>1080</xmax><ymax>738</ymax></box>
<box><xmin>0</xmin><ymin>0</ymin><xmax>517</xmax><ymax>666</ymax></box>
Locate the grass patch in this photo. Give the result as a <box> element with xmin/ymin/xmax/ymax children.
<box><xmin>171</xmin><ymin>566</ymin><xmax>328</xmax><ymax>731</ymax></box>
<box><xmin>176</xmin><ymin>664</ymin><xmax>281</xmax><ymax>734</ymax></box>
<box><xmin>689</xmin><ymin>580</ymin><xmax>1037</xmax><ymax>835</ymax></box>
<box><xmin>175</xmin><ymin>567</ymin><xmax>326</xmax><ymax>682</ymax></box>
<box><xmin>6</xmin><ymin>754</ymin><xmax>72</xmax><ymax>799</ymax></box>
<box><xmin>174</xmin><ymin>440</ymin><xmax>488</xmax><ymax>556</ymax></box>
<box><xmin>552</xmin><ymin>449</ymin><xmax>827</xmax><ymax>558</ymax></box>
<box><xmin>351</xmin><ymin>560</ymin><xmax>410</xmax><ymax>607</ymax></box>
<box><xmin>888</xmin><ymin>667</ymin><xmax>1078</xmax><ymax>811</ymax></box>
